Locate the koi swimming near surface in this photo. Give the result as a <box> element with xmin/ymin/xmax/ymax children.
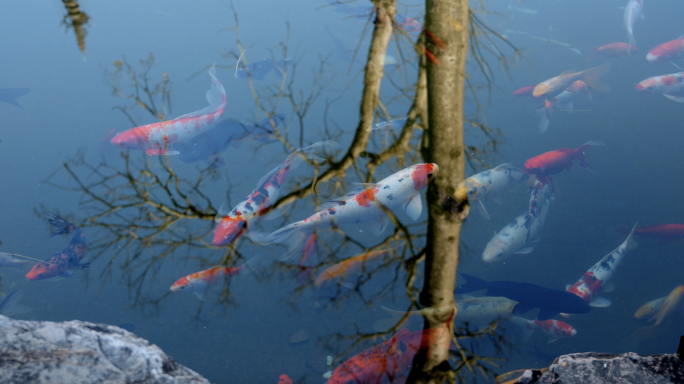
<box><xmin>26</xmin><ymin>215</ymin><xmax>89</xmax><ymax>281</ymax></box>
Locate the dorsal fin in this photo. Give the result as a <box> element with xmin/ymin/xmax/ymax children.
<box><xmin>320</xmin><ymin>183</ymin><xmax>379</xmax><ymax>210</ymax></box>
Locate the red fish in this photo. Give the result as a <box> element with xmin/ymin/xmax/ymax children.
<box><xmin>277</xmin><ymin>374</ymin><xmax>293</xmax><ymax>384</ymax></box>
<box><xmin>587</xmin><ymin>43</ymin><xmax>635</xmax><ymax>62</ymax></box>
<box><xmin>512</xmin><ymin>85</ymin><xmax>538</xmax><ymax>97</ymax></box>
<box><xmin>647</xmin><ymin>36</ymin><xmax>684</xmax><ymax>63</ymax></box>
<box><xmin>618</xmin><ymin>224</ymin><xmax>684</xmax><ymax>246</ymax></box>
<box><xmin>523</xmin><ymin>141</ymin><xmax>605</xmax><ymax>189</ymax></box>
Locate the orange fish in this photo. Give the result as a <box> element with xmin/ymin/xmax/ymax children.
<box><xmin>170</xmin><ymin>266</ymin><xmax>242</xmax><ymax>301</ymax></box>
<box><xmin>315</xmin><ymin>250</ymin><xmax>390</xmax><ymax>289</ymax></box>
<box><xmin>627</xmin><ymin>286</ymin><xmax>684</xmax><ymax>346</ymax></box>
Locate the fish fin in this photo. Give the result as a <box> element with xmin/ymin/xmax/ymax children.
<box><xmin>566</xmin><ymin>284</ymin><xmax>572</xmax><ymax>290</ymax></box>
<box><xmin>230</xmin><ymin>139</ymin><xmax>243</xmax><ymax>149</ymax></box>
<box><xmin>261</xmin><ymin>207</ymin><xmax>284</xmax><ymax>221</ymax></box>
<box><xmin>529</xmin><ymin>236</ymin><xmax>541</xmax><ymax>244</ymax></box>
<box><xmin>663</xmin><ymin>94</ymin><xmax>684</xmax><ymax>103</ymax></box>
<box><xmin>581</xmin><ymin>62</ymin><xmax>611</xmax><ymax>93</ymax></box>
<box><xmin>0</xmin><ymin>88</ymin><xmax>30</xmax><ymax>109</ymax></box>
<box><xmin>455</xmin><ymin>273</ymin><xmax>488</xmax><ymax>294</ymax></box>
<box><xmin>535</xmin><ymin>106</ymin><xmax>550</xmax><ymax>134</ymax></box>
<box><xmin>0</xmin><ymin>290</ymin><xmax>32</xmax><ymax>317</ymax></box>
<box><xmin>515</xmin><ymin>247</ymin><xmax>534</xmax><ymax>255</ymax></box>
<box><xmin>558</xmin><ymin>70</ymin><xmax>574</xmax><ymax>76</ymax></box>
<box><xmin>371</xmin><ymin>215</ymin><xmax>389</xmax><ymax>236</ymax></box>
<box><xmin>210</xmin><ymin>156</ymin><xmax>227</xmax><ymax>169</ymax></box>
<box><xmin>490</xmin><ymin>195</ymin><xmax>502</xmax><ymax>205</ymax></box>
<box><xmin>476</xmin><ymin>201</ymin><xmax>491</xmax><ymax>220</ymax></box>
<box><xmin>404</xmin><ymin>194</ymin><xmax>423</xmax><ymax>221</ymax></box>
<box><xmin>602</xmin><ymin>282</ymin><xmax>615</xmax><ymax>293</ymax></box>
<box><xmin>625</xmin><ymin>222</ymin><xmax>639</xmax><ymax>251</ymax></box>
<box><xmin>547</xmin><ymin>338</ymin><xmax>559</xmax><ymax>343</ymax></box>
<box><xmin>215</xmin><ymin>201</ymin><xmax>232</xmax><ymax>223</ymax></box>
<box><xmin>509</xmin><ymin>316</ymin><xmax>535</xmax><ymax>343</ymax></box>
<box><xmin>590</xmin><ymin>296</ymin><xmax>611</xmax><ymax>307</ymax></box>
<box><xmin>492</xmin><ymin>163</ymin><xmax>514</xmax><ymax>171</ymax></box>
<box><xmin>582</xmin><ymin>140</ymin><xmax>606</xmax><ymax>147</ymax></box>
<box><xmin>628</xmin><ymin>36</ymin><xmax>637</xmax><ymax>55</ymax></box>
<box><xmin>537</xmin><ymin>309</ymin><xmax>559</xmax><ymax>321</ymax></box>
<box><xmin>59</xmin><ymin>269</ymin><xmax>76</xmax><ymax>278</ymax></box>
<box><xmin>559</xmin><ymin>313</ymin><xmax>571</xmax><ymax>318</ymax></box>
<box><xmin>563</xmin><ymin>101</ymin><xmax>574</xmax><ymax>114</ymax></box>
<box><xmin>586</xmin><ymin>47</ymin><xmax>598</xmax><ymax>62</ymax></box>
<box><xmin>47</xmin><ymin>214</ymin><xmax>77</xmax><ymax>237</ymax></box>
<box><xmin>586</xmin><ymin>90</ymin><xmax>593</xmax><ymax>102</ymax></box>
<box><xmin>512</xmin><ymin>302</ymin><xmax>535</xmax><ymax>315</ymax></box>
<box><xmin>193</xmin><ymin>290</ymin><xmax>207</xmax><ymax>301</ymax></box>
<box><xmin>249</xmin><ymin>224</ymin><xmax>313</xmax><ymax>262</ymax></box>
<box><xmin>206</xmin><ymin>68</ymin><xmax>226</xmax><ymax>106</ymax></box>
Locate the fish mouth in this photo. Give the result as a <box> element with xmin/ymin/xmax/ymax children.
<box><xmin>645</xmin><ymin>53</ymin><xmax>657</xmax><ymax>62</ymax></box>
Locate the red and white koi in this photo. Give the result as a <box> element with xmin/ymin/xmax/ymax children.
<box><xmin>510</xmin><ymin>316</ymin><xmax>577</xmax><ymax>343</ymax></box>
<box><xmin>170</xmin><ymin>265</ymin><xmax>242</xmax><ymax>300</ymax></box>
<box><xmin>454</xmin><ymin>163</ymin><xmax>535</xmax><ymax>220</ymax></box>
<box><xmin>636</xmin><ymin>72</ymin><xmax>684</xmax><ymax>102</ymax></box>
<box><xmin>212</xmin><ymin>141</ymin><xmax>336</xmax><ymax>246</ymax></box>
<box><xmin>647</xmin><ymin>36</ymin><xmax>684</xmax><ymax>63</ymax></box>
<box><xmin>252</xmin><ymin>164</ymin><xmax>438</xmax><ymax>261</ymax></box>
<box><xmin>566</xmin><ymin>223</ymin><xmax>638</xmax><ymax>307</ymax></box>
<box><xmin>623</xmin><ymin>0</ymin><xmax>643</xmax><ymax>55</ymax></box>
<box><xmin>111</xmin><ymin>69</ymin><xmax>226</xmax><ymax>155</ymax></box>
<box><xmin>536</xmin><ymin>81</ymin><xmax>592</xmax><ymax>134</ymax></box>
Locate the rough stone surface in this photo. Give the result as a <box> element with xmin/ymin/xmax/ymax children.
<box><xmin>0</xmin><ymin>315</ymin><xmax>210</xmax><ymax>384</ymax></box>
<box><xmin>526</xmin><ymin>352</ymin><xmax>684</xmax><ymax>384</ymax></box>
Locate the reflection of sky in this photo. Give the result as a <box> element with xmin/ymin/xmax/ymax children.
<box><xmin>1</xmin><ymin>0</ymin><xmax>684</xmax><ymax>382</ymax></box>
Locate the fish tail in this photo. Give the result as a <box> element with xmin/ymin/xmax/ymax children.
<box><xmin>578</xmin><ymin>140</ymin><xmax>606</xmax><ymax>152</ymax></box>
<box><xmin>628</xmin><ymin>34</ymin><xmax>637</xmax><ymax>55</ymax></box>
<box><xmin>456</xmin><ymin>273</ymin><xmax>488</xmax><ymax>293</ymax></box>
<box><xmin>535</xmin><ymin>104</ymin><xmax>551</xmax><ymax>134</ymax></box>
<box><xmin>586</xmin><ymin>47</ymin><xmax>598</xmax><ymax>62</ymax></box>
<box><xmin>47</xmin><ymin>214</ymin><xmax>77</xmax><ymax>238</ymax></box>
<box><xmin>285</xmin><ymin>140</ymin><xmax>338</xmax><ymax>169</ymax></box>
<box><xmin>249</xmin><ymin>223</ymin><xmax>313</xmax><ymax>262</ymax></box>
<box><xmin>625</xmin><ymin>222</ymin><xmax>639</xmax><ymax>252</ymax></box>
<box><xmin>0</xmin><ymin>290</ymin><xmax>32</xmax><ymax>317</ymax></box>
<box><xmin>206</xmin><ymin>67</ymin><xmax>227</xmax><ymax>106</ymax></box>
<box><xmin>581</xmin><ymin>62</ymin><xmax>611</xmax><ymax>93</ymax></box>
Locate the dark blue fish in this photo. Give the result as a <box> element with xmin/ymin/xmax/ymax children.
<box><xmin>0</xmin><ymin>290</ymin><xmax>32</xmax><ymax>317</ymax></box>
<box><xmin>455</xmin><ymin>274</ymin><xmax>591</xmax><ymax>321</ymax></box>
<box><xmin>117</xmin><ymin>323</ymin><xmax>136</xmax><ymax>332</ymax></box>
<box><xmin>0</xmin><ymin>88</ymin><xmax>30</xmax><ymax>109</ymax></box>
<box><xmin>235</xmin><ymin>59</ymin><xmax>292</xmax><ymax>80</ymax></box>
<box><xmin>172</xmin><ymin>115</ymin><xmax>284</xmax><ymax>168</ymax></box>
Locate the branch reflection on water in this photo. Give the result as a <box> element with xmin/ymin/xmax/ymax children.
<box><xmin>42</xmin><ymin>2</ymin><xmax>530</xmax><ymax>382</ymax></box>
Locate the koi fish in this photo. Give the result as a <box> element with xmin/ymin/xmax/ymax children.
<box><xmin>170</xmin><ymin>265</ymin><xmax>242</xmax><ymax>301</ymax></box>
<box><xmin>235</xmin><ymin>59</ymin><xmax>292</xmax><ymax>81</ymax></box>
<box><xmin>523</xmin><ymin>141</ymin><xmax>605</xmax><ymax>189</ymax></box>
<box><xmin>172</xmin><ymin>115</ymin><xmax>282</xmax><ymax>168</ymax></box>
<box><xmin>647</xmin><ymin>36</ymin><xmax>684</xmax><ymax>63</ymax></box>
<box><xmin>623</xmin><ymin>0</ymin><xmax>643</xmax><ymax>55</ymax></box>
<box><xmin>373</xmin><ymin>297</ymin><xmax>517</xmax><ymax>332</ymax></box>
<box><xmin>512</xmin><ymin>85</ymin><xmax>538</xmax><ymax>97</ymax></box>
<box><xmin>329</xmin><ymin>313</ymin><xmax>453</xmax><ymax>384</ymax></box>
<box><xmin>315</xmin><ymin>250</ymin><xmax>389</xmax><ymax>289</ymax></box>
<box><xmin>482</xmin><ymin>181</ymin><xmax>552</xmax><ymax>262</ymax></box>
<box><xmin>509</xmin><ymin>316</ymin><xmax>577</xmax><ymax>343</ymax></box>
<box><xmin>636</xmin><ymin>72</ymin><xmax>684</xmax><ymax>102</ymax></box>
<box><xmin>0</xmin><ymin>290</ymin><xmax>32</xmax><ymax>317</ymax></box>
<box><xmin>0</xmin><ymin>88</ymin><xmax>30</xmax><ymax>109</ymax></box>
<box><xmin>532</xmin><ymin>63</ymin><xmax>611</xmax><ymax>99</ymax></box>
<box><xmin>212</xmin><ymin>141</ymin><xmax>336</xmax><ymax>246</ymax></box>
<box><xmin>627</xmin><ymin>286</ymin><xmax>684</xmax><ymax>346</ymax></box>
<box><xmin>536</xmin><ymin>81</ymin><xmax>592</xmax><ymax>134</ymax></box>
<box><xmin>456</xmin><ymin>274</ymin><xmax>591</xmax><ymax>321</ymax></box>
<box><xmin>617</xmin><ymin>224</ymin><xmax>684</xmax><ymax>246</ymax></box>
<box><xmin>298</xmin><ymin>233</ymin><xmax>318</xmax><ymax>287</ymax></box>
<box><xmin>111</xmin><ymin>69</ymin><xmax>226</xmax><ymax>155</ymax></box>
<box><xmin>252</xmin><ymin>164</ymin><xmax>438</xmax><ymax>261</ymax></box>
<box><xmin>566</xmin><ymin>223</ymin><xmax>638</xmax><ymax>307</ymax></box>
<box><xmin>26</xmin><ymin>215</ymin><xmax>89</xmax><ymax>281</ymax></box>
<box><xmin>454</xmin><ymin>163</ymin><xmax>535</xmax><ymax>219</ymax></box>
<box><xmin>0</xmin><ymin>253</ymin><xmax>33</xmax><ymax>272</ymax></box>
<box><xmin>587</xmin><ymin>43</ymin><xmax>634</xmax><ymax>62</ymax></box>
<box><xmin>277</xmin><ymin>374</ymin><xmax>293</xmax><ymax>384</ymax></box>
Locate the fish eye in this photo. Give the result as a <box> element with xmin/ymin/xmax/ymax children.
<box><xmin>428</xmin><ymin>172</ymin><xmax>433</xmax><ymax>178</ymax></box>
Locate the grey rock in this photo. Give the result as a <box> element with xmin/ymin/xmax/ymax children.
<box><xmin>526</xmin><ymin>352</ymin><xmax>684</xmax><ymax>384</ymax></box>
<box><xmin>0</xmin><ymin>315</ymin><xmax>211</xmax><ymax>384</ymax></box>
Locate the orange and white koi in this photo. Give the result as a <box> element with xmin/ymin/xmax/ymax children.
<box><xmin>170</xmin><ymin>265</ymin><xmax>242</xmax><ymax>300</ymax></box>
<box><xmin>636</xmin><ymin>72</ymin><xmax>684</xmax><ymax>102</ymax></box>
<box><xmin>26</xmin><ymin>215</ymin><xmax>89</xmax><ymax>281</ymax></box>
<box><xmin>510</xmin><ymin>316</ymin><xmax>577</xmax><ymax>343</ymax></box>
<box><xmin>634</xmin><ymin>286</ymin><xmax>684</xmax><ymax>322</ymax></box>
<box><xmin>628</xmin><ymin>286</ymin><xmax>684</xmax><ymax>346</ymax></box>
<box><xmin>111</xmin><ymin>69</ymin><xmax>226</xmax><ymax>155</ymax></box>
<box><xmin>532</xmin><ymin>63</ymin><xmax>611</xmax><ymax>99</ymax></box>
<box><xmin>647</xmin><ymin>36</ymin><xmax>684</xmax><ymax>63</ymax></box>
<box><xmin>536</xmin><ymin>81</ymin><xmax>592</xmax><ymax>134</ymax></box>
<box><xmin>565</xmin><ymin>223</ymin><xmax>638</xmax><ymax>307</ymax></box>
<box><xmin>315</xmin><ymin>249</ymin><xmax>389</xmax><ymax>289</ymax></box>
<box><xmin>212</xmin><ymin>141</ymin><xmax>336</xmax><ymax>246</ymax></box>
<box><xmin>252</xmin><ymin>164</ymin><xmax>438</xmax><ymax>261</ymax></box>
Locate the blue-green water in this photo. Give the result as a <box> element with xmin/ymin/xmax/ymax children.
<box><xmin>1</xmin><ymin>0</ymin><xmax>683</xmax><ymax>383</ymax></box>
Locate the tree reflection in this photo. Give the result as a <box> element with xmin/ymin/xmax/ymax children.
<box><xmin>61</xmin><ymin>0</ymin><xmax>90</xmax><ymax>54</ymax></box>
<box><xmin>42</xmin><ymin>1</ymin><xmax>526</xmax><ymax>382</ymax></box>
